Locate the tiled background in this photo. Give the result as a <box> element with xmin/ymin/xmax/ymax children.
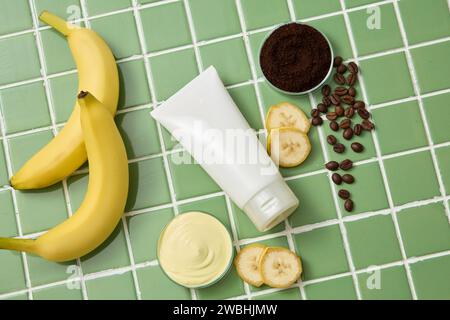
<box><xmin>0</xmin><ymin>0</ymin><xmax>449</xmax><ymax>300</ymax></box>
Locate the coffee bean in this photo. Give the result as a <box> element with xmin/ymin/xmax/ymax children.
<box><xmin>317</xmin><ymin>103</ymin><xmax>328</xmax><ymax>113</ymax></box>
<box><xmin>333</xmin><ymin>56</ymin><xmax>343</xmax><ymax>67</ymax></box>
<box><xmin>340</xmin><ymin>118</ymin><xmax>352</xmax><ymax>129</ymax></box>
<box><xmin>322</xmin><ymin>85</ymin><xmax>331</xmax><ymax>96</ymax></box>
<box><xmin>327</xmin><ymin>135</ymin><xmax>337</xmax><ymax>145</ymax></box>
<box><xmin>338</xmin><ymin>189</ymin><xmax>351</xmax><ymax>200</ymax></box>
<box><xmin>341</xmin><ymin>95</ymin><xmax>355</xmax><ymax>105</ymax></box>
<box><xmin>322</xmin><ymin>96</ymin><xmax>332</xmax><ymax>107</ymax></box>
<box><xmin>330</xmin><ymin>94</ymin><xmax>340</xmax><ymax>105</ymax></box>
<box><xmin>330</xmin><ymin>121</ymin><xmax>339</xmax><ymax>132</ymax></box>
<box><xmin>333</xmin><ymin>143</ymin><xmax>345</xmax><ymax>153</ymax></box>
<box><xmin>361</xmin><ymin>119</ymin><xmax>375</xmax><ymax>131</ymax></box>
<box><xmin>344</xmin><ymin>107</ymin><xmax>355</xmax><ymax>119</ymax></box>
<box><xmin>326</xmin><ymin>112</ymin><xmax>338</xmax><ymax>121</ymax></box>
<box><xmin>348</xmin><ymin>62</ymin><xmax>359</xmax><ymax>74</ymax></box>
<box><xmin>351</xmin><ymin>142</ymin><xmax>364</xmax><ymax>153</ymax></box>
<box><xmin>340</xmin><ymin>159</ymin><xmax>353</xmax><ymax>171</ymax></box>
<box><xmin>353</xmin><ymin>101</ymin><xmax>365</xmax><ymax>109</ymax></box>
<box><xmin>334</xmin><ymin>86</ymin><xmax>348</xmax><ymax>96</ymax></box>
<box><xmin>343</xmin><ymin>127</ymin><xmax>354</xmax><ymax>140</ymax></box>
<box><xmin>342</xmin><ymin>174</ymin><xmax>355</xmax><ymax>184</ymax></box>
<box><xmin>354</xmin><ymin>124</ymin><xmax>363</xmax><ymax>136</ymax></box>
<box><xmin>347</xmin><ymin>73</ymin><xmax>357</xmax><ymax>86</ymax></box>
<box><xmin>334</xmin><ymin>73</ymin><xmax>346</xmax><ymax>85</ymax></box>
<box><xmin>325</xmin><ymin>161</ymin><xmax>339</xmax><ymax>171</ymax></box>
<box><xmin>311</xmin><ymin>108</ymin><xmax>320</xmax><ymax>118</ymax></box>
<box><xmin>358</xmin><ymin>108</ymin><xmax>371</xmax><ymax>120</ymax></box>
<box><xmin>332</xmin><ymin>173</ymin><xmax>343</xmax><ymax>185</ymax></box>
<box><xmin>335</xmin><ymin>105</ymin><xmax>345</xmax><ymax>117</ymax></box>
<box><xmin>337</xmin><ymin>64</ymin><xmax>347</xmax><ymax>74</ymax></box>
<box><xmin>348</xmin><ymin>87</ymin><xmax>356</xmax><ymax>97</ymax></box>
<box><xmin>344</xmin><ymin>199</ymin><xmax>354</xmax><ymax>212</ymax></box>
<box><xmin>311</xmin><ymin>116</ymin><xmax>323</xmax><ymax>126</ymax></box>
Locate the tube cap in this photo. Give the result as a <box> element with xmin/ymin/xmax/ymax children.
<box><xmin>243</xmin><ymin>179</ymin><xmax>299</xmax><ymax>232</ymax></box>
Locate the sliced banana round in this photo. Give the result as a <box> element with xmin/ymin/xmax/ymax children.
<box><xmin>269</xmin><ymin>127</ymin><xmax>311</xmax><ymax>168</ymax></box>
<box><xmin>266</xmin><ymin>102</ymin><xmax>311</xmax><ymax>133</ymax></box>
<box><xmin>259</xmin><ymin>247</ymin><xmax>302</xmax><ymax>288</ymax></box>
<box><xmin>234</xmin><ymin>244</ymin><xmax>267</xmax><ymax>287</ymax></box>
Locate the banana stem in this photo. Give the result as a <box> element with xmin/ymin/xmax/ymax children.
<box><xmin>0</xmin><ymin>238</ymin><xmax>36</xmax><ymax>254</ymax></box>
<box><xmin>39</xmin><ymin>10</ymin><xmax>74</xmax><ymax>36</ymax></box>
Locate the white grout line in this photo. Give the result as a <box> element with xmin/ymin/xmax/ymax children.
<box><xmin>182</xmin><ymin>0</ymin><xmax>203</xmax><ymax>72</ymax></box>
<box><xmin>392</xmin><ymin>0</ymin><xmax>450</xmax><ymax>224</ymax></box>
<box><xmin>339</xmin><ymin>0</ymin><xmax>419</xmax><ymax>299</ymax></box>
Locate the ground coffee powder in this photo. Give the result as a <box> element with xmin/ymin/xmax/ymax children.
<box><xmin>260</xmin><ymin>23</ymin><xmax>332</xmax><ymax>93</ymax></box>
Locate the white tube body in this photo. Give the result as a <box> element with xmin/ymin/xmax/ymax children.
<box><xmin>151</xmin><ymin>67</ymin><xmax>298</xmax><ymax>231</ymax></box>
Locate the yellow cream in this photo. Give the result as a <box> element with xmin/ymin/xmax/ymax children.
<box><xmin>158</xmin><ymin>212</ymin><xmax>233</xmax><ymax>288</ymax></box>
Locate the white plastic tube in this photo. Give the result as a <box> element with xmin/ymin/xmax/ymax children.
<box><xmin>151</xmin><ymin>67</ymin><xmax>299</xmax><ymax>231</ymax></box>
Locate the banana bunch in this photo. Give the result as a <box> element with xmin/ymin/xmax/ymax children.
<box><xmin>11</xmin><ymin>11</ymin><xmax>119</xmax><ymax>189</ymax></box>
<box><xmin>0</xmin><ymin>92</ymin><xmax>128</xmax><ymax>262</ymax></box>
<box><xmin>0</xmin><ymin>12</ymin><xmax>128</xmax><ymax>262</ymax></box>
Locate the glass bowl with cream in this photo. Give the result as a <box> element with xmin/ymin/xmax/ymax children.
<box><xmin>157</xmin><ymin>211</ymin><xmax>234</xmax><ymax>288</ymax></box>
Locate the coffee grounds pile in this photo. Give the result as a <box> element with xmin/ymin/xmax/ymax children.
<box><xmin>260</xmin><ymin>23</ymin><xmax>332</xmax><ymax>93</ymax></box>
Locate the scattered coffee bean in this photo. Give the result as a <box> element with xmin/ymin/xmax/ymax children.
<box><xmin>340</xmin><ymin>159</ymin><xmax>353</xmax><ymax>171</ymax></box>
<box><xmin>332</xmin><ymin>173</ymin><xmax>343</xmax><ymax>185</ymax></box>
<box><xmin>322</xmin><ymin>84</ymin><xmax>331</xmax><ymax>96</ymax></box>
<box><xmin>311</xmin><ymin>108</ymin><xmax>320</xmax><ymax>118</ymax></box>
<box><xmin>330</xmin><ymin>94</ymin><xmax>340</xmax><ymax>105</ymax></box>
<box><xmin>330</xmin><ymin>121</ymin><xmax>339</xmax><ymax>132</ymax></box>
<box><xmin>344</xmin><ymin>199</ymin><xmax>354</xmax><ymax>212</ymax></box>
<box><xmin>338</xmin><ymin>189</ymin><xmax>351</xmax><ymax>200</ymax></box>
<box><xmin>335</xmin><ymin>86</ymin><xmax>348</xmax><ymax>96</ymax></box>
<box><xmin>333</xmin><ymin>143</ymin><xmax>346</xmax><ymax>153</ymax></box>
<box><xmin>337</xmin><ymin>64</ymin><xmax>347</xmax><ymax>74</ymax></box>
<box><xmin>311</xmin><ymin>116</ymin><xmax>323</xmax><ymax>126</ymax></box>
<box><xmin>348</xmin><ymin>87</ymin><xmax>356</xmax><ymax>97</ymax></box>
<box><xmin>325</xmin><ymin>161</ymin><xmax>339</xmax><ymax>171</ymax></box>
<box><xmin>339</xmin><ymin>118</ymin><xmax>352</xmax><ymax>129</ymax></box>
<box><xmin>334</xmin><ymin>73</ymin><xmax>346</xmax><ymax>85</ymax></box>
<box><xmin>348</xmin><ymin>62</ymin><xmax>359</xmax><ymax>74</ymax></box>
<box><xmin>361</xmin><ymin>119</ymin><xmax>375</xmax><ymax>131</ymax></box>
<box><xmin>333</xmin><ymin>56</ymin><xmax>343</xmax><ymax>67</ymax></box>
<box><xmin>327</xmin><ymin>135</ymin><xmax>337</xmax><ymax>145</ymax></box>
<box><xmin>347</xmin><ymin>73</ymin><xmax>357</xmax><ymax>86</ymax></box>
<box><xmin>354</xmin><ymin>124</ymin><xmax>363</xmax><ymax>136</ymax></box>
<box><xmin>317</xmin><ymin>103</ymin><xmax>328</xmax><ymax>113</ymax></box>
<box><xmin>322</xmin><ymin>96</ymin><xmax>332</xmax><ymax>107</ymax></box>
<box><xmin>351</xmin><ymin>142</ymin><xmax>364</xmax><ymax>153</ymax></box>
<box><xmin>344</xmin><ymin>107</ymin><xmax>355</xmax><ymax>119</ymax></box>
<box><xmin>343</xmin><ymin>127</ymin><xmax>354</xmax><ymax>140</ymax></box>
<box><xmin>335</xmin><ymin>105</ymin><xmax>345</xmax><ymax>117</ymax></box>
<box><xmin>353</xmin><ymin>101</ymin><xmax>365</xmax><ymax>109</ymax></box>
<box><xmin>326</xmin><ymin>112</ymin><xmax>338</xmax><ymax>121</ymax></box>
<box><xmin>342</xmin><ymin>174</ymin><xmax>355</xmax><ymax>184</ymax></box>
<box><xmin>341</xmin><ymin>95</ymin><xmax>355</xmax><ymax>105</ymax></box>
<box><xmin>358</xmin><ymin>108</ymin><xmax>371</xmax><ymax>120</ymax></box>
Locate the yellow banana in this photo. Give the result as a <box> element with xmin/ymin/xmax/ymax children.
<box><xmin>0</xmin><ymin>92</ymin><xmax>129</xmax><ymax>262</ymax></box>
<box><xmin>10</xmin><ymin>11</ymin><xmax>119</xmax><ymax>190</ymax></box>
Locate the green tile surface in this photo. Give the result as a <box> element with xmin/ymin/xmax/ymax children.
<box><xmin>0</xmin><ymin>0</ymin><xmax>449</xmax><ymax>301</ymax></box>
<box><xmin>358</xmin><ymin>266</ymin><xmax>412</xmax><ymax>300</ymax></box>
<box><xmin>305</xmin><ymin>276</ymin><xmax>357</xmax><ymax>300</ymax></box>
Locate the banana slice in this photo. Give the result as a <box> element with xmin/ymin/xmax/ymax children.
<box><xmin>259</xmin><ymin>247</ymin><xmax>302</xmax><ymax>288</ymax></box>
<box><xmin>269</xmin><ymin>127</ymin><xmax>311</xmax><ymax>168</ymax></box>
<box><xmin>266</xmin><ymin>102</ymin><xmax>311</xmax><ymax>133</ymax></box>
<box><xmin>234</xmin><ymin>244</ymin><xmax>267</xmax><ymax>287</ymax></box>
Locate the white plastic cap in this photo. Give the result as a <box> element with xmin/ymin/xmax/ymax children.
<box><xmin>243</xmin><ymin>179</ymin><xmax>299</xmax><ymax>232</ymax></box>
